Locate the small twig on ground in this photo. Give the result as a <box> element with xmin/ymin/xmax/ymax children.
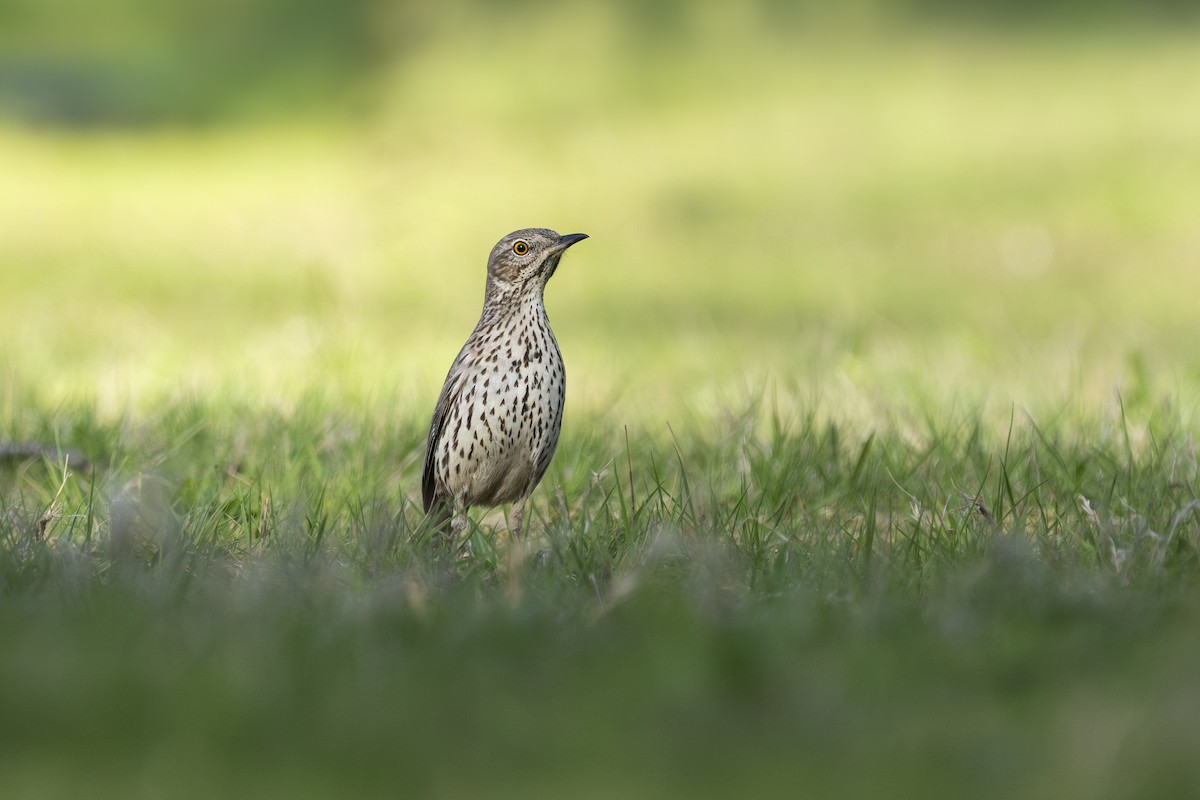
<box><xmin>34</xmin><ymin>454</ymin><xmax>75</xmax><ymax>540</ymax></box>
<box><xmin>0</xmin><ymin>443</ymin><xmax>92</xmax><ymax>472</ymax></box>
<box><xmin>956</xmin><ymin>491</ymin><xmax>997</xmax><ymax>526</ymax></box>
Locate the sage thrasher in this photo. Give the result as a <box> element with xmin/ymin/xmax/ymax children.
<box><xmin>422</xmin><ymin>228</ymin><xmax>588</xmax><ymax>544</ymax></box>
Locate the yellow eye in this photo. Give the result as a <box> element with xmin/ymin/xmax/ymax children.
<box><xmin>512</xmin><ymin>241</ymin><xmax>529</xmax><ymax>255</ymax></box>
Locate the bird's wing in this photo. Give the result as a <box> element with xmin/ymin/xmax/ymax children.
<box><xmin>422</xmin><ymin>361</ymin><xmax>467</xmax><ymax>513</ymax></box>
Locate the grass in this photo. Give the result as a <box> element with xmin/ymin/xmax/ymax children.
<box><xmin>2</xmin><ymin>396</ymin><xmax>1198</xmax><ymax>798</ymax></box>
<box><xmin>2</xmin><ymin>15</ymin><xmax>1200</xmax><ymax>798</ymax></box>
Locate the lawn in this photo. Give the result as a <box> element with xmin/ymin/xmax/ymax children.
<box><xmin>2</xmin><ymin>14</ymin><xmax>1199</xmax><ymax>798</ymax></box>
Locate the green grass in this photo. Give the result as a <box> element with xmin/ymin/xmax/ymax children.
<box><xmin>3</xmin><ymin>18</ymin><xmax>1200</xmax><ymax>799</ymax></box>
<box><xmin>2</xmin><ymin>396</ymin><xmax>1199</xmax><ymax>798</ymax></box>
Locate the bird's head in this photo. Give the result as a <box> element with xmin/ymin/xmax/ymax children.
<box><xmin>484</xmin><ymin>228</ymin><xmax>588</xmax><ymax>301</ymax></box>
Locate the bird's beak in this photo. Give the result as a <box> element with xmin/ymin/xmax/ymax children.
<box><xmin>552</xmin><ymin>233</ymin><xmax>589</xmax><ymax>253</ymax></box>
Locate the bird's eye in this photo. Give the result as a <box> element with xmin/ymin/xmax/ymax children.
<box><xmin>512</xmin><ymin>241</ymin><xmax>529</xmax><ymax>256</ymax></box>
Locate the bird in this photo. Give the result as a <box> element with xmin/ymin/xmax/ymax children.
<box><xmin>421</xmin><ymin>228</ymin><xmax>588</xmax><ymax>546</ymax></box>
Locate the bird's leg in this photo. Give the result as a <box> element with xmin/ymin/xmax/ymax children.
<box><xmin>448</xmin><ymin>500</ymin><xmax>469</xmax><ymax>550</ymax></box>
<box><xmin>508</xmin><ymin>464</ymin><xmax>547</xmax><ymax>544</ymax></box>
<box><xmin>508</xmin><ymin>496</ymin><xmax>526</xmax><ymax>543</ymax></box>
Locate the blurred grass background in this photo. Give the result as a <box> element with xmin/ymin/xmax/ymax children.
<box><xmin>2</xmin><ymin>0</ymin><xmax>1198</xmax><ymax>424</ymax></box>
<box><xmin>2</xmin><ymin>1</ymin><xmax>1200</xmax><ymax>797</ymax></box>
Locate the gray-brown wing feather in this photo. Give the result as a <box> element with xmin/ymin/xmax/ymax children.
<box><xmin>421</xmin><ymin>368</ymin><xmax>463</xmax><ymax>513</ymax></box>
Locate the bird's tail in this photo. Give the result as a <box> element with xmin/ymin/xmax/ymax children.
<box><xmin>422</xmin><ymin>492</ymin><xmax>455</xmax><ymax>543</ymax></box>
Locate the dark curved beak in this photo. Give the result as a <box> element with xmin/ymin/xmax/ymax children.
<box><xmin>552</xmin><ymin>233</ymin><xmax>588</xmax><ymax>253</ymax></box>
